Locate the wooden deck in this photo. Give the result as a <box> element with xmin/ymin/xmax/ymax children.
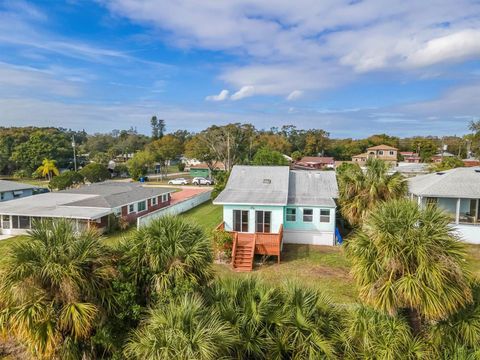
<box><xmin>215</xmin><ymin>222</ymin><xmax>283</xmax><ymax>271</ymax></box>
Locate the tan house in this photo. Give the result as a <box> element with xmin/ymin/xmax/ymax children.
<box><xmin>352</xmin><ymin>144</ymin><xmax>398</xmax><ymax>166</ymax></box>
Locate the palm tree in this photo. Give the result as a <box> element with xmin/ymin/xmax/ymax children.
<box><xmin>0</xmin><ymin>219</ymin><xmax>116</xmax><ymax>359</ymax></box>
<box><xmin>343</xmin><ymin>306</ymin><xmax>427</xmax><ymax>359</ymax></box>
<box><xmin>337</xmin><ymin>158</ymin><xmax>407</xmax><ymax>227</ymax></box>
<box><xmin>346</xmin><ymin>198</ymin><xmax>472</xmax><ymax>335</ymax></box>
<box><xmin>124</xmin><ymin>295</ymin><xmax>236</xmax><ymax>360</ymax></box>
<box><xmin>118</xmin><ymin>216</ymin><xmax>213</xmax><ymax>303</ymax></box>
<box><xmin>36</xmin><ymin>158</ymin><xmax>60</xmax><ymax>180</ymax></box>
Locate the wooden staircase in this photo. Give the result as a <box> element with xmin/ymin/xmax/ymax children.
<box><xmin>232</xmin><ymin>233</ymin><xmax>256</xmax><ymax>272</ymax></box>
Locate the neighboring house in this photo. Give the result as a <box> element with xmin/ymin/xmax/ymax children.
<box><xmin>391</xmin><ymin>163</ymin><xmax>429</xmax><ymax>177</ymax></box>
<box><xmin>408</xmin><ymin>167</ymin><xmax>480</xmax><ymax>244</ymax></box>
<box><xmin>0</xmin><ymin>182</ymin><xmax>174</xmax><ymax>236</ymax></box>
<box><xmin>431</xmin><ymin>151</ymin><xmax>455</xmax><ymax>163</ymax></box>
<box><xmin>294</xmin><ymin>156</ymin><xmax>335</xmax><ymax>170</ymax></box>
<box><xmin>352</xmin><ymin>144</ymin><xmax>398</xmax><ymax>166</ymax></box>
<box><xmin>0</xmin><ymin>180</ymin><xmax>38</xmax><ymax>202</ymax></box>
<box><xmin>400</xmin><ymin>151</ymin><xmax>421</xmax><ymax>163</ymax></box>
<box><xmin>189</xmin><ymin>162</ymin><xmax>225</xmax><ymax>178</ymax></box>
<box><xmin>180</xmin><ymin>156</ymin><xmax>202</xmax><ymax>169</ymax></box>
<box><xmin>213</xmin><ymin>166</ymin><xmax>338</xmax><ymax>270</ymax></box>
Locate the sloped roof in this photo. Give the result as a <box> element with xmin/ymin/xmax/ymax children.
<box><xmin>213</xmin><ymin>166</ymin><xmax>290</xmax><ymax>206</ymax></box>
<box><xmin>352</xmin><ymin>153</ymin><xmax>368</xmax><ymax>158</ymax></box>
<box><xmin>213</xmin><ymin>166</ymin><xmax>338</xmax><ymax>207</ymax></box>
<box><xmin>0</xmin><ymin>180</ymin><xmax>37</xmax><ymax>192</ymax></box>
<box><xmin>367</xmin><ymin>144</ymin><xmax>398</xmax><ymax>151</ymax></box>
<box><xmin>408</xmin><ymin>167</ymin><xmax>480</xmax><ymax>198</ymax></box>
<box><xmin>299</xmin><ymin>156</ymin><xmax>335</xmax><ymax>164</ymax></box>
<box><xmin>0</xmin><ymin>182</ymin><xmax>175</xmax><ymax>219</ymax></box>
<box><xmin>287</xmin><ymin>171</ymin><xmax>337</xmax><ymax>207</ymax></box>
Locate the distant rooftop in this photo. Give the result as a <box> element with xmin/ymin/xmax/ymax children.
<box><xmin>367</xmin><ymin>144</ymin><xmax>398</xmax><ymax>151</ymax></box>
<box><xmin>0</xmin><ymin>180</ymin><xmax>37</xmax><ymax>192</ymax></box>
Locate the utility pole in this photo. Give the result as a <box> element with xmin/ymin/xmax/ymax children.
<box><xmin>72</xmin><ymin>135</ymin><xmax>77</xmax><ymax>172</ymax></box>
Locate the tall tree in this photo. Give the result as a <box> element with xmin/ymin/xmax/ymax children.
<box><xmin>199</xmin><ymin>123</ymin><xmax>256</xmax><ymax>171</ymax></box>
<box><xmin>337</xmin><ymin>158</ymin><xmax>407</xmax><ymax>227</ymax></box>
<box><xmin>346</xmin><ymin>198</ymin><xmax>472</xmax><ymax>335</ymax></box>
<box><xmin>150</xmin><ymin>116</ymin><xmax>166</xmax><ymax>140</ymax></box>
<box><xmin>149</xmin><ymin>134</ymin><xmax>183</xmax><ymax>177</ymax></box>
<box><xmin>0</xmin><ymin>219</ymin><xmax>116</xmax><ymax>359</ymax></box>
<box><xmin>252</xmin><ymin>147</ymin><xmax>289</xmax><ymax>166</ymax></box>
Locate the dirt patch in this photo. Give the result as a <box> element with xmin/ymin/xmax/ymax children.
<box><xmin>309</xmin><ymin>264</ymin><xmax>352</xmax><ymax>280</ymax></box>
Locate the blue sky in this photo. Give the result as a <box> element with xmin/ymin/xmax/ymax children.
<box><xmin>0</xmin><ymin>0</ymin><xmax>480</xmax><ymax>137</ymax></box>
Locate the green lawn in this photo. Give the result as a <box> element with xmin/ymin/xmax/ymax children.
<box><xmin>183</xmin><ymin>201</ymin><xmax>222</xmax><ymax>231</ymax></box>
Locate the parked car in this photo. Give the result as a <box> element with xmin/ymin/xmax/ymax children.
<box><xmin>168</xmin><ymin>178</ymin><xmax>189</xmax><ymax>185</ymax></box>
<box><xmin>192</xmin><ymin>177</ymin><xmax>214</xmax><ymax>185</ymax></box>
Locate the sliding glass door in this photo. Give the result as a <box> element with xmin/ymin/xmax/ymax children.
<box><xmin>233</xmin><ymin>210</ymin><xmax>249</xmax><ymax>232</ymax></box>
<box><xmin>255</xmin><ymin>211</ymin><xmax>271</xmax><ymax>233</ymax></box>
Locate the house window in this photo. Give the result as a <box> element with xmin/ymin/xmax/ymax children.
<box><xmin>303</xmin><ymin>209</ymin><xmax>313</xmax><ymax>222</ymax></box>
<box><xmin>320</xmin><ymin>209</ymin><xmax>330</xmax><ymax>223</ymax></box>
<box><xmin>286</xmin><ymin>208</ymin><xmax>296</xmax><ymax>222</ymax></box>
<box><xmin>378</xmin><ymin>150</ymin><xmax>384</xmax><ymax>155</ymax></box>
<box><xmin>162</xmin><ymin>194</ymin><xmax>168</xmax><ymax>203</ymax></box>
<box><xmin>12</xmin><ymin>216</ymin><xmax>19</xmax><ymax>229</ymax></box>
<box><xmin>255</xmin><ymin>211</ymin><xmax>271</xmax><ymax>233</ymax></box>
<box><xmin>137</xmin><ymin>201</ymin><xmax>146</xmax><ymax>212</ymax></box>
<box><xmin>1</xmin><ymin>215</ymin><xmax>9</xmax><ymax>229</ymax></box>
<box><xmin>19</xmin><ymin>216</ymin><xmax>30</xmax><ymax>229</ymax></box>
<box><xmin>0</xmin><ymin>193</ymin><xmax>4</xmax><ymax>201</ymax></box>
<box><xmin>233</xmin><ymin>210</ymin><xmax>249</xmax><ymax>232</ymax></box>
<box><xmin>151</xmin><ymin>197</ymin><xmax>157</xmax><ymax>206</ymax></box>
<box><xmin>389</xmin><ymin>151</ymin><xmax>395</xmax><ymax>155</ymax></box>
<box><xmin>128</xmin><ymin>204</ymin><xmax>135</xmax><ymax>214</ymax></box>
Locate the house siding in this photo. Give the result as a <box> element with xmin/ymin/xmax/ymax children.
<box><xmin>223</xmin><ymin>205</ymin><xmax>284</xmax><ymax>234</ymax></box>
<box><xmin>0</xmin><ymin>189</ymin><xmax>34</xmax><ymax>202</ymax></box>
<box><xmin>121</xmin><ymin>194</ymin><xmax>171</xmax><ymax>224</ymax></box>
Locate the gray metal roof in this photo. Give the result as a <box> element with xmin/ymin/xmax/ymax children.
<box><xmin>287</xmin><ymin>170</ymin><xmax>338</xmax><ymax>207</ymax></box>
<box><xmin>213</xmin><ymin>166</ymin><xmax>290</xmax><ymax>206</ymax></box>
<box><xmin>213</xmin><ymin>166</ymin><xmax>338</xmax><ymax>207</ymax></box>
<box><xmin>408</xmin><ymin>167</ymin><xmax>480</xmax><ymax>198</ymax></box>
<box><xmin>0</xmin><ymin>180</ymin><xmax>37</xmax><ymax>192</ymax></box>
<box><xmin>0</xmin><ymin>182</ymin><xmax>175</xmax><ymax>220</ymax></box>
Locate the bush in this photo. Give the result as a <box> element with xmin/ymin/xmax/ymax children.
<box><xmin>178</xmin><ymin>162</ymin><xmax>186</xmax><ymax>172</ymax></box>
<box><xmin>49</xmin><ymin>170</ymin><xmax>84</xmax><ymax>190</ymax></box>
<box><xmin>80</xmin><ymin>163</ymin><xmax>111</xmax><ymax>183</ymax></box>
<box><xmin>212</xmin><ymin>229</ymin><xmax>233</xmax><ymax>261</ymax></box>
<box><xmin>12</xmin><ymin>169</ymin><xmax>30</xmax><ymax>179</ymax></box>
<box><xmin>211</xmin><ymin>171</ymin><xmax>230</xmax><ymax>199</ymax></box>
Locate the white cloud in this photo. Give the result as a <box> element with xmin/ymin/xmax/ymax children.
<box><xmin>231</xmin><ymin>86</ymin><xmax>255</xmax><ymax>100</ymax></box>
<box><xmin>407</xmin><ymin>30</ymin><xmax>480</xmax><ymax>67</ymax></box>
<box><xmin>103</xmin><ymin>0</ymin><xmax>480</xmax><ymax>99</ymax></box>
<box><xmin>205</xmin><ymin>89</ymin><xmax>229</xmax><ymax>101</ymax></box>
<box><xmin>286</xmin><ymin>90</ymin><xmax>303</xmax><ymax>101</ymax></box>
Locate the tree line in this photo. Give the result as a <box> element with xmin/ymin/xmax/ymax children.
<box><xmin>1</xmin><ymin>119</ymin><xmax>479</xmax><ymax>179</ymax></box>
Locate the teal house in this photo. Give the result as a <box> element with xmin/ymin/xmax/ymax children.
<box><xmin>213</xmin><ymin>166</ymin><xmax>338</xmax><ymax>247</ymax></box>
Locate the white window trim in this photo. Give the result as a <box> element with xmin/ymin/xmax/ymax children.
<box><xmin>319</xmin><ymin>209</ymin><xmax>331</xmax><ymax>223</ymax></box>
<box><xmin>286</xmin><ymin>208</ymin><xmax>296</xmax><ymax>222</ymax></box>
<box><xmin>137</xmin><ymin>200</ymin><xmax>147</xmax><ymax>212</ymax></box>
<box><xmin>128</xmin><ymin>203</ymin><xmax>136</xmax><ymax>214</ymax></box>
<box><xmin>151</xmin><ymin>196</ymin><xmax>158</xmax><ymax>206</ymax></box>
<box><xmin>303</xmin><ymin>209</ymin><xmax>313</xmax><ymax>223</ymax></box>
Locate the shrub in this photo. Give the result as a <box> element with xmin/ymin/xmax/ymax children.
<box><xmin>212</xmin><ymin>229</ymin><xmax>233</xmax><ymax>261</ymax></box>
<box><xmin>178</xmin><ymin>162</ymin><xmax>186</xmax><ymax>172</ymax></box>
<box><xmin>12</xmin><ymin>169</ymin><xmax>30</xmax><ymax>179</ymax></box>
<box><xmin>49</xmin><ymin>170</ymin><xmax>84</xmax><ymax>190</ymax></box>
<box><xmin>80</xmin><ymin>163</ymin><xmax>111</xmax><ymax>183</ymax></box>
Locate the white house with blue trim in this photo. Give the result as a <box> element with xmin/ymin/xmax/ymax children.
<box><xmin>408</xmin><ymin>166</ymin><xmax>480</xmax><ymax>244</ymax></box>
<box><xmin>213</xmin><ymin>165</ymin><xmax>338</xmax><ymax>246</ymax></box>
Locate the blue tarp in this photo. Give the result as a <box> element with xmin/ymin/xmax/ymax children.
<box><xmin>335</xmin><ymin>227</ymin><xmax>343</xmax><ymax>245</ymax></box>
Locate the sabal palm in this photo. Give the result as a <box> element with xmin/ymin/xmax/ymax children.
<box><xmin>346</xmin><ymin>199</ymin><xmax>472</xmax><ymax>335</ymax></box>
<box><xmin>119</xmin><ymin>216</ymin><xmax>213</xmax><ymax>302</ymax></box>
<box><xmin>338</xmin><ymin>158</ymin><xmax>407</xmax><ymax>227</ymax></box>
<box><xmin>124</xmin><ymin>294</ymin><xmax>236</xmax><ymax>360</ymax></box>
<box><xmin>343</xmin><ymin>306</ymin><xmax>427</xmax><ymax>359</ymax></box>
<box><xmin>37</xmin><ymin>158</ymin><xmax>60</xmax><ymax>180</ymax></box>
<box><xmin>0</xmin><ymin>219</ymin><xmax>116</xmax><ymax>359</ymax></box>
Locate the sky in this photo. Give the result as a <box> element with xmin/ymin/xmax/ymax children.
<box><xmin>0</xmin><ymin>0</ymin><xmax>479</xmax><ymax>138</ymax></box>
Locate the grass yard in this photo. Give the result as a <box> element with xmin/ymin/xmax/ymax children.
<box><xmin>183</xmin><ymin>200</ymin><xmax>223</xmax><ymax>231</ymax></box>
